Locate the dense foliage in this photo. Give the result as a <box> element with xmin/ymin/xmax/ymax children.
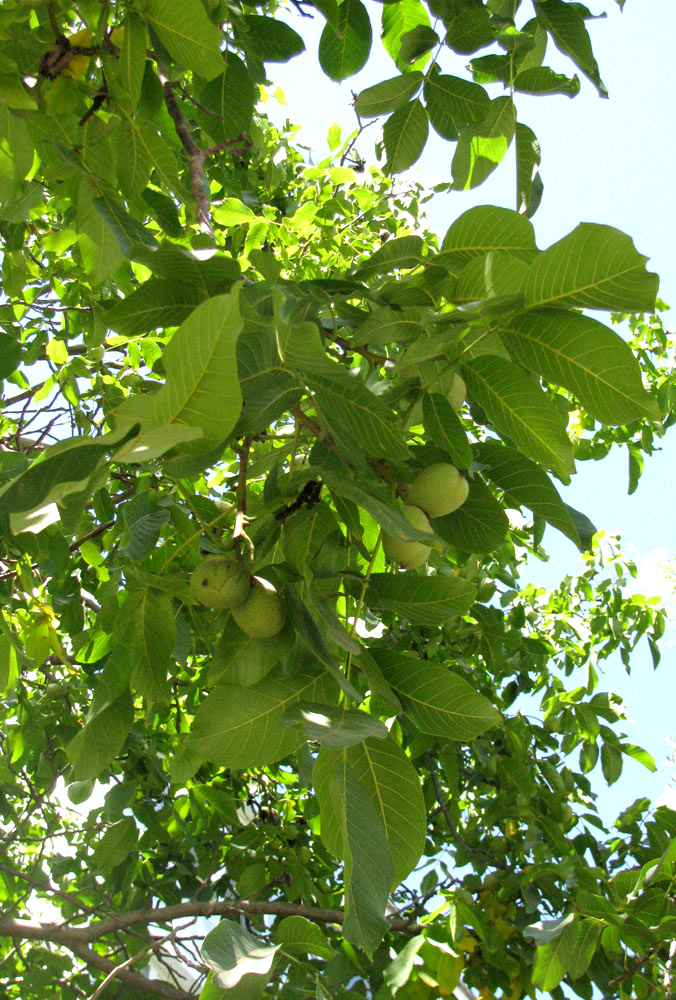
<box><xmin>0</xmin><ymin>1</ymin><xmax>674</xmax><ymax>998</ymax></box>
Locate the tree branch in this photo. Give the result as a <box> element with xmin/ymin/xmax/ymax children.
<box><xmin>0</xmin><ymin>897</ymin><xmax>420</xmax><ymax>949</ymax></box>
<box><xmin>425</xmin><ymin>751</ymin><xmax>508</xmax><ymax>871</ymax></box>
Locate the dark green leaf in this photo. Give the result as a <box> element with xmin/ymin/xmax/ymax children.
<box><xmin>422</xmin><ymin>393</ymin><xmax>473</xmax><ymax>468</ymax></box>
<box><xmin>498</xmin><ymin>309</ymin><xmax>660</xmax><ymax>423</ymax></box>
<box><xmin>376</xmin><ymin>651</ymin><xmax>501</xmax><ymax>740</ymax></box>
<box><xmin>243</xmin><ymin>16</ymin><xmax>306</xmax><ymax>62</ymax></box>
<box><xmin>424</xmin><ymin>69</ymin><xmax>490</xmax><ymax>140</ymax></box>
<box><xmin>523</xmin><ymin>224</ymin><xmax>659</xmax><ymax>312</ymax></box>
<box><xmin>452</xmin><ymin>97</ymin><xmax>516</xmax><ymax>190</ymax></box>
<box><xmin>445</xmin><ymin>7</ymin><xmax>494</xmax><ymax>54</ymax></box>
<box><xmin>367</xmin><ymin>574</ymin><xmax>477</xmax><ymax>625</ymax></box>
<box><xmin>434</xmin><ymin>476</ymin><xmax>509</xmax><ymax>554</ymax></box>
<box><xmin>462</xmin><ymin>354</ymin><xmax>575</xmax><ymax>481</ymax></box>
<box><xmin>514</xmin><ymin>66</ymin><xmax>580</xmax><ymax>97</ymax></box>
<box><xmin>319</xmin><ymin>0</ymin><xmax>372</xmax><ymax>81</ymax></box>
<box><xmin>515</xmin><ymin>121</ymin><xmax>543</xmax><ymax>217</ymax></box>
<box><xmin>476</xmin><ymin>440</ymin><xmax>580</xmax><ymax>545</ymax></box>
<box><xmin>384</xmin><ymin>99</ymin><xmax>429</xmax><ymax>174</ymax></box>
<box><xmin>534</xmin><ymin>0</ymin><xmax>607</xmax><ymax>96</ymax></box>
<box><xmin>355</xmin><ymin>73</ymin><xmax>423</xmax><ymax>118</ymax></box>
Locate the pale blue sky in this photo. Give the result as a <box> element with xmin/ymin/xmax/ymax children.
<box><xmin>265</xmin><ymin>0</ymin><xmax>676</xmax><ymax>822</ymax></box>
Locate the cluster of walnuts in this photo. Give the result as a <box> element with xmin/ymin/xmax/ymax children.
<box><xmin>189</xmin><ymin>374</ymin><xmax>470</xmax><ymax>631</ymax></box>
<box><xmin>190</xmin><ymin>559</ymin><xmax>285</xmax><ymax>638</ymax></box>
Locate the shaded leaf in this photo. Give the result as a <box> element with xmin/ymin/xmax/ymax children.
<box><xmin>355</xmin><ymin>73</ymin><xmax>423</xmax><ymax>118</ymax></box>
<box><xmin>434</xmin><ymin>476</ymin><xmax>509</xmax><ymax>554</ymax></box>
<box><xmin>476</xmin><ymin>440</ymin><xmax>580</xmax><ymax>546</ymax></box>
<box><xmin>375</xmin><ymin>651</ymin><xmax>501</xmax><ymax>740</ymax></box>
<box><xmin>523</xmin><ymin>223</ymin><xmax>659</xmax><ymax>311</ymax></box>
<box><xmin>452</xmin><ymin>97</ymin><xmax>516</xmax><ymax>190</ymax></box>
<box><xmin>462</xmin><ymin>354</ymin><xmax>575</xmax><ymax>481</ymax></box>
<box><xmin>366</xmin><ymin>574</ymin><xmax>477</xmax><ymax>626</ymax></box>
<box><xmin>319</xmin><ymin>0</ymin><xmax>372</xmax><ymax>81</ymax></box>
<box><xmin>383</xmin><ymin>99</ymin><xmax>429</xmax><ymax>174</ymax></box>
<box><xmin>424</xmin><ymin>68</ymin><xmax>490</xmax><ymax>140</ymax></box>
<box><xmin>143</xmin><ymin>0</ymin><xmax>224</xmax><ymax>80</ymax></box>
<box><xmin>115</xmin><ymin>291</ymin><xmax>243</xmax><ymax>445</ymax></box>
<box><xmin>498</xmin><ymin>309</ymin><xmax>660</xmax><ymax>423</ymax></box>
<box><xmin>202</xmin><ymin>920</ymin><xmax>279</xmax><ymax>990</ymax></box>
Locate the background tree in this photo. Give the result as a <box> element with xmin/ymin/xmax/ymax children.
<box><xmin>0</xmin><ymin>1</ymin><xmax>674</xmax><ymax>998</ymax></box>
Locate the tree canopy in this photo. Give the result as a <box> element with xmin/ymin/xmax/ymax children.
<box><xmin>0</xmin><ymin>1</ymin><xmax>675</xmax><ymax>998</ymax></box>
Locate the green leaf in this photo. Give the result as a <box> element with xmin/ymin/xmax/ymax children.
<box><xmin>92</xmin><ymin>195</ymin><xmax>158</xmax><ymax>255</ymax></box>
<box><xmin>77</xmin><ymin>180</ymin><xmax>124</xmax><ymax>285</ymax></box>
<box><xmin>198</xmin><ymin>54</ymin><xmax>256</xmax><ymax>139</ymax></box>
<box><xmin>208</xmin><ymin>624</ymin><xmax>291</xmax><ymax>687</ymax></box>
<box><xmin>462</xmin><ymin>354</ymin><xmax>575</xmax><ymax>481</ymax></box>
<box><xmin>532</xmin><ymin>936</ymin><xmax>568</xmax><ymax>991</ymax></box>
<box><xmin>452</xmin><ymin>97</ymin><xmax>516</xmax><ymax>190</ymax></box>
<box><xmin>115</xmin><ymin>291</ymin><xmax>243</xmax><ymax>445</ymax></box>
<box><xmin>0</xmin><ymin>72</ymin><xmax>37</xmax><ymax>111</ymax></box>
<box><xmin>283</xmin><ymin>703</ymin><xmax>388</xmax><ymax>748</ymax></box>
<box><xmin>0</xmin><ymin>332</ymin><xmax>21</xmax><ymax>379</ymax></box>
<box><xmin>0</xmin><ymin>426</ymin><xmax>135</xmax><ymax>516</ymax></box>
<box><xmin>352</xmin><ymin>306</ymin><xmax>429</xmax><ymax>346</ymax></box>
<box><xmin>308</xmin><ymin>371</ymin><xmax>409</xmax><ymax>462</ymax></box>
<box><xmin>366</xmin><ymin>574</ymin><xmax>477</xmax><ymax>626</ymax></box>
<box><xmin>399</xmin><ymin>26</ymin><xmax>439</xmax><ymax>65</ymax></box>
<box><xmin>203</xmin><ymin>920</ymin><xmax>279</xmax><ymax>990</ymax></box>
<box><xmin>274</xmin><ymin>916</ymin><xmax>335</xmax><ymax>960</ymax></box>
<box><xmin>105</xmin><ymin>279</ymin><xmax>205</xmax><ymax>337</ymax></box>
<box><xmin>237</xmin><ymin>324</ymin><xmax>302</xmax><ymax>434</ymax></box>
<box><xmin>422</xmin><ymin>393</ymin><xmax>473</xmax><ymax>468</ymax></box>
<box><xmin>355</xmin><ymin>73</ymin><xmax>423</xmax><ymax>118</ymax></box>
<box><xmin>515</xmin><ymin>121</ymin><xmax>543</xmax><ymax>218</ymax></box>
<box><xmin>115</xmin><ymin>12</ymin><xmax>147</xmax><ymax>112</ymax></box>
<box><xmin>445</xmin><ymin>7</ymin><xmax>494</xmax><ymax>54</ymax></box>
<box><xmin>243</xmin><ymin>16</ymin><xmax>305</xmax><ymax>62</ymax></box>
<box><xmin>173</xmin><ymin>667</ymin><xmax>339</xmax><ymax>778</ymax></box>
<box><xmin>94</xmin><ymin>816</ymin><xmax>137</xmax><ymax>868</ymax></box>
<box><xmin>319</xmin><ymin>0</ymin><xmax>372</xmax><ymax>81</ymax></box>
<box><xmin>0</xmin><ymin>634</ymin><xmax>19</xmax><ymax>693</ymax></box>
<box><xmin>476</xmin><ymin>440</ymin><xmax>580</xmax><ymax>546</ymax></box>
<box><xmin>382</xmin><ymin>0</ymin><xmax>431</xmax><ymax>69</ymax></box>
<box><xmin>498</xmin><ymin>309</ymin><xmax>660</xmax><ymax>423</ymax></box>
<box><xmin>424</xmin><ymin>69</ymin><xmax>490</xmax><ymax>140</ymax></box>
<box><xmin>534</xmin><ymin>0</ymin><xmax>607</xmax><ymax>96</ymax></box>
<box><xmin>66</xmin><ymin>691</ymin><xmax>134</xmax><ymax>781</ymax></box>
<box><xmin>562</xmin><ymin>919</ymin><xmax>602</xmax><ymax>980</ymax></box>
<box><xmin>514</xmin><ymin>66</ymin><xmax>580</xmax><ymax>97</ymax></box>
<box><xmin>441</xmin><ymin>205</ymin><xmax>538</xmax><ymax>263</ymax></box>
<box><xmin>453</xmin><ymin>251</ymin><xmax>528</xmax><ymax>302</ymax></box>
<box><xmin>115</xmin><ymin>121</ymin><xmax>152</xmax><ymax>198</ymax></box>
<box><xmin>143</xmin><ymin>0</ymin><xmax>225</xmax><ymax>80</ymax></box>
<box><xmin>383</xmin><ymin>99</ymin><xmax>429</xmax><ymax>174</ymax></box>
<box><xmin>130</xmin><ymin>589</ymin><xmax>176</xmax><ymax>703</ymax></box>
<box><xmin>375</xmin><ymin>651</ymin><xmax>501</xmax><ymax>740</ymax></box>
<box><xmin>434</xmin><ymin>476</ymin><xmax>509</xmax><ymax>554</ymax></box>
<box><xmin>355</xmin><ymin>236</ymin><xmax>425</xmax><ymax>279</ymax></box>
<box><xmin>523</xmin><ymin>223</ymin><xmax>659</xmax><ymax>311</ymax></box>
<box><xmin>313</xmin><ymin>752</ymin><xmax>394</xmax><ymax>956</ymax></box>
<box><xmin>347</xmin><ymin>738</ymin><xmax>426</xmax><ymax>887</ymax></box>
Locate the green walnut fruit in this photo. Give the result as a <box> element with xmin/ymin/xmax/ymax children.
<box><xmin>190</xmin><ymin>557</ymin><xmax>251</xmax><ymax>610</ymax></box>
<box><xmin>232</xmin><ymin>576</ymin><xmax>286</xmax><ymax>638</ymax></box>
<box><xmin>447</xmin><ymin>372</ymin><xmax>466</xmax><ymax>413</ymax></box>
<box><xmin>407</xmin><ymin>463</ymin><xmax>469</xmax><ymax>519</ymax></box>
<box><xmin>382</xmin><ymin>505</ymin><xmax>433</xmax><ymax>569</ymax></box>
